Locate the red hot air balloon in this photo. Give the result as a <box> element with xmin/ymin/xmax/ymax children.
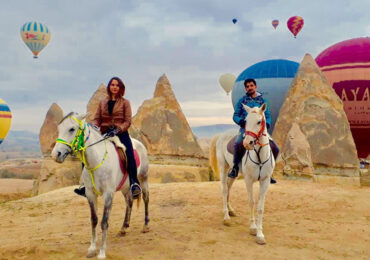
<box><xmin>316</xmin><ymin>37</ymin><xmax>370</xmax><ymax>158</ymax></box>
<box><xmin>272</xmin><ymin>19</ymin><xmax>279</xmax><ymax>29</ymax></box>
<box><xmin>287</xmin><ymin>16</ymin><xmax>304</xmax><ymax>38</ymax></box>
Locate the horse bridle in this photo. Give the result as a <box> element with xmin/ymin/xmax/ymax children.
<box><xmin>244</xmin><ymin>115</ymin><xmax>268</xmax><ymax>147</ymax></box>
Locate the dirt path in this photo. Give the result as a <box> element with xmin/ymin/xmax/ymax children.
<box><xmin>0</xmin><ymin>179</ymin><xmax>369</xmax><ymax>259</ymax></box>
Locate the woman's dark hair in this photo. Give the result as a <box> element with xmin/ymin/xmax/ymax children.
<box><xmin>244</xmin><ymin>78</ymin><xmax>257</xmax><ymax>87</ymax></box>
<box><xmin>107</xmin><ymin>77</ymin><xmax>125</xmax><ymax>98</ymax></box>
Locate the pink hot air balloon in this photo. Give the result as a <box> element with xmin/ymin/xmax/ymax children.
<box><xmin>287</xmin><ymin>16</ymin><xmax>304</xmax><ymax>38</ymax></box>
<box><xmin>272</xmin><ymin>19</ymin><xmax>279</xmax><ymax>29</ymax></box>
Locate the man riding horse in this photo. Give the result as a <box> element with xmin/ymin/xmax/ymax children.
<box><xmin>228</xmin><ymin>78</ymin><xmax>279</xmax><ymax>183</ymax></box>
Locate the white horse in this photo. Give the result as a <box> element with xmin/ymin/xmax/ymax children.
<box><xmin>210</xmin><ymin>103</ymin><xmax>275</xmax><ymax>245</ymax></box>
<box><xmin>51</xmin><ymin>112</ymin><xmax>150</xmax><ymax>259</ymax></box>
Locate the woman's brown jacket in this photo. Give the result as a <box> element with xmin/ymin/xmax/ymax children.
<box><xmin>92</xmin><ymin>97</ymin><xmax>132</xmax><ymax>133</ymax></box>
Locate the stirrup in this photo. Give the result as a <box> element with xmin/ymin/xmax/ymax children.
<box><xmin>228</xmin><ymin>166</ymin><xmax>239</xmax><ymax>178</ymax></box>
<box><xmin>131</xmin><ymin>183</ymin><xmax>142</xmax><ymax>198</ymax></box>
<box><xmin>74</xmin><ymin>185</ymin><xmax>86</xmax><ymax>197</ymax></box>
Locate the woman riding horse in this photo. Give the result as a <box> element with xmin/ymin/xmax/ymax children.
<box><xmin>74</xmin><ymin>76</ymin><xmax>142</xmax><ymax>198</ymax></box>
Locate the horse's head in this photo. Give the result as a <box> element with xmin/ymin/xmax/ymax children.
<box><xmin>51</xmin><ymin>112</ymin><xmax>86</xmax><ymax>163</ymax></box>
<box><xmin>242</xmin><ymin>103</ymin><xmax>267</xmax><ymax>150</ymax></box>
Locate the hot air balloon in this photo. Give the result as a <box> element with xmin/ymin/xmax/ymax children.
<box><xmin>232</xmin><ymin>18</ymin><xmax>237</xmax><ymax>24</ymax></box>
<box><xmin>20</xmin><ymin>21</ymin><xmax>51</xmax><ymax>58</ymax></box>
<box><xmin>231</xmin><ymin>59</ymin><xmax>299</xmax><ymax>131</ymax></box>
<box><xmin>0</xmin><ymin>98</ymin><xmax>12</xmax><ymax>145</ymax></box>
<box><xmin>316</xmin><ymin>37</ymin><xmax>370</xmax><ymax>158</ymax></box>
<box><xmin>287</xmin><ymin>16</ymin><xmax>304</xmax><ymax>38</ymax></box>
<box><xmin>272</xmin><ymin>19</ymin><xmax>279</xmax><ymax>29</ymax></box>
<box><xmin>219</xmin><ymin>73</ymin><xmax>236</xmax><ymax>95</ymax></box>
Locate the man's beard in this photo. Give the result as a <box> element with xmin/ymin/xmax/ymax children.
<box><xmin>247</xmin><ymin>90</ymin><xmax>255</xmax><ymax>96</ymax></box>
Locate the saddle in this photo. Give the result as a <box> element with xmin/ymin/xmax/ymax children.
<box><xmin>108</xmin><ymin>136</ymin><xmax>141</xmax><ymax>191</ymax></box>
<box><xmin>227</xmin><ymin>135</ymin><xmax>237</xmax><ymax>154</ymax></box>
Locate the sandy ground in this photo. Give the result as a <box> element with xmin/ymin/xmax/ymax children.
<box><xmin>0</xmin><ymin>179</ymin><xmax>33</xmax><ymax>202</ymax></box>
<box><xmin>0</xmin><ymin>179</ymin><xmax>369</xmax><ymax>260</ymax></box>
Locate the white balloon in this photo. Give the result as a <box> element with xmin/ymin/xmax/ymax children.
<box><xmin>218</xmin><ymin>73</ymin><xmax>236</xmax><ymax>95</ymax></box>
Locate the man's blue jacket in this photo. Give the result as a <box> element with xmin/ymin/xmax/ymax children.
<box><xmin>233</xmin><ymin>92</ymin><xmax>272</xmax><ymax>133</ymax></box>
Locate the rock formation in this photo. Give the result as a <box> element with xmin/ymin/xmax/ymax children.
<box><xmin>36</xmin><ymin>105</ymin><xmax>81</xmax><ymax>195</ymax></box>
<box><xmin>39</xmin><ymin>103</ymin><xmax>63</xmax><ymax>157</ymax></box>
<box><xmin>86</xmin><ymin>83</ymin><xmax>108</xmax><ymax>123</ymax></box>
<box><xmin>129</xmin><ymin>74</ymin><xmax>205</xmax><ymax>158</ymax></box>
<box><xmin>33</xmin><ymin>157</ymin><xmax>81</xmax><ymax>195</ymax></box>
<box><xmin>273</xmin><ymin>54</ymin><xmax>360</xmax><ymax>184</ymax></box>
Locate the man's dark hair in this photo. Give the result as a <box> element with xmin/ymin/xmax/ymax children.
<box><xmin>244</xmin><ymin>78</ymin><xmax>257</xmax><ymax>87</ymax></box>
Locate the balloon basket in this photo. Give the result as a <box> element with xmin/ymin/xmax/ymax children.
<box><xmin>33</xmin><ymin>56</ymin><xmax>38</xmax><ymax>59</ymax></box>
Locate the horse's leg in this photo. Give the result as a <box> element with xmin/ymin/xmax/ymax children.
<box><xmin>119</xmin><ymin>192</ymin><xmax>133</xmax><ymax>236</ymax></box>
<box><xmin>86</xmin><ymin>192</ymin><xmax>98</xmax><ymax>258</ymax></box>
<box><xmin>98</xmin><ymin>192</ymin><xmax>114</xmax><ymax>259</ymax></box>
<box><xmin>255</xmin><ymin>178</ymin><xmax>270</xmax><ymax>245</ymax></box>
<box><xmin>220</xmin><ymin>160</ymin><xmax>231</xmax><ymax>226</ymax></box>
<box><xmin>245</xmin><ymin>177</ymin><xmax>257</xmax><ymax>236</ymax></box>
<box><xmin>140</xmin><ymin>177</ymin><xmax>150</xmax><ymax>233</ymax></box>
<box><xmin>227</xmin><ymin>174</ymin><xmax>236</xmax><ymax>217</ymax></box>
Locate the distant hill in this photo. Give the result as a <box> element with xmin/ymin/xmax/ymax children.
<box><xmin>0</xmin><ymin>130</ymin><xmax>41</xmax><ymax>161</ymax></box>
<box><xmin>191</xmin><ymin>124</ymin><xmax>238</xmax><ymax>138</ymax></box>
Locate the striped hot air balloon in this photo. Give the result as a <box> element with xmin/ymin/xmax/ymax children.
<box><xmin>272</xmin><ymin>19</ymin><xmax>279</xmax><ymax>29</ymax></box>
<box><xmin>20</xmin><ymin>21</ymin><xmax>51</xmax><ymax>58</ymax></box>
<box><xmin>0</xmin><ymin>98</ymin><xmax>12</xmax><ymax>145</ymax></box>
<box><xmin>287</xmin><ymin>16</ymin><xmax>304</xmax><ymax>38</ymax></box>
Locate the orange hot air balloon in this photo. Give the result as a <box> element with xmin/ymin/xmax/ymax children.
<box><xmin>287</xmin><ymin>16</ymin><xmax>304</xmax><ymax>38</ymax></box>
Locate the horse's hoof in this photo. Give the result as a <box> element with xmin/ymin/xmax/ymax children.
<box><xmin>256</xmin><ymin>236</ymin><xmax>266</xmax><ymax>245</ymax></box>
<box><xmin>98</xmin><ymin>252</ymin><xmax>106</xmax><ymax>259</ymax></box>
<box><xmin>142</xmin><ymin>225</ymin><xmax>150</xmax><ymax>233</ymax></box>
<box><xmin>223</xmin><ymin>219</ymin><xmax>231</xmax><ymax>226</ymax></box>
<box><xmin>87</xmin><ymin>249</ymin><xmax>97</xmax><ymax>258</ymax></box>
<box><xmin>118</xmin><ymin>229</ymin><xmax>126</xmax><ymax>236</ymax></box>
<box><xmin>249</xmin><ymin>228</ymin><xmax>257</xmax><ymax>236</ymax></box>
<box><xmin>229</xmin><ymin>210</ymin><xmax>236</xmax><ymax>217</ymax></box>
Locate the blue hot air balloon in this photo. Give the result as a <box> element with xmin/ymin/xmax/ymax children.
<box><xmin>231</xmin><ymin>59</ymin><xmax>299</xmax><ymax>132</ymax></box>
<box><xmin>232</xmin><ymin>18</ymin><xmax>237</xmax><ymax>24</ymax></box>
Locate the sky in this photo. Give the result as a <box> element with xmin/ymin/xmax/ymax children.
<box><xmin>0</xmin><ymin>0</ymin><xmax>369</xmax><ymax>133</ymax></box>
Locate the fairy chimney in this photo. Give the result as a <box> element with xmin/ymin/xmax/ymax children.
<box><xmin>86</xmin><ymin>83</ymin><xmax>108</xmax><ymax>123</ymax></box>
<box><xmin>273</xmin><ymin>54</ymin><xmax>360</xmax><ymax>183</ymax></box>
<box><xmin>129</xmin><ymin>74</ymin><xmax>205</xmax><ymax>158</ymax></box>
<box><xmin>39</xmin><ymin>103</ymin><xmax>63</xmax><ymax>157</ymax></box>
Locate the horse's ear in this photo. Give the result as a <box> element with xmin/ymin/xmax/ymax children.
<box><xmin>260</xmin><ymin>103</ymin><xmax>267</xmax><ymax>114</ymax></box>
<box><xmin>242</xmin><ymin>104</ymin><xmax>251</xmax><ymax>113</ymax></box>
<box><xmin>76</xmin><ymin>113</ymin><xmax>87</xmax><ymax>121</ymax></box>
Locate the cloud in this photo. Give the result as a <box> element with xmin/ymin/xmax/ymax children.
<box><xmin>0</xmin><ymin>0</ymin><xmax>369</xmax><ymax>133</ymax></box>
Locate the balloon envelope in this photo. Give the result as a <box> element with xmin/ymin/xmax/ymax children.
<box><xmin>20</xmin><ymin>21</ymin><xmax>51</xmax><ymax>58</ymax></box>
<box><xmin>219</xmin><ymin>74</ymin><xmax>236</xmax><ymax>95</ymax></box>
<box><xmin>272</xmin><ymin>19</ymin><xmax>279</xmax><ymax>29</ymax></box>
<box><xmin>232</xmin><ymin>18</ymin><xmax>237</xmax><ymax>24</ymax></box>
<box><xmin>232</xmin><ymin>59</ymin><xmax>299</xmax><ymax>131</ymax></box>
<box><xmin>287</xmin><ymin>16</ymin><xmax>304</xmax><ymax>37</ymax></box>
<box><xmin>316</xmin><ymin>37</ymin><xmax>370</xmax><ymax>158</ymax></box>
<box><xmin>0</xmin><ymin>98</ymin><xmax>12</xmax><ymax>145</ymax></box>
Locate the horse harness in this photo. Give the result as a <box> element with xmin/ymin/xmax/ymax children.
<box><xmin>243</xmin><ymin>115</ymin><xmax>272</xmax><ymax>181</ymax></box>
<box><xmin>56</xmin><ymin>116</ymin><xmax>109</xmax><ymax>196</ymax></box>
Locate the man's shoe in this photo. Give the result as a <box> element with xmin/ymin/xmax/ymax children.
<box><xmin>228</xmin><ymin>165</ymin><xmax>239</xmax><ymax>178</ymax></box>
<box><xmin>270</xmin><ymin>177</ymin><xmax>277</xmax><ymax>184</ymax></box>
<box><xmin>74</xmin><ymin>186</ymin><xmax>86</xmax><ymax>197</ymax></box>
<box><xmin>131</xmin><ymin>183</ymin><xmax>142</xmax><ymax>199</ymax></box>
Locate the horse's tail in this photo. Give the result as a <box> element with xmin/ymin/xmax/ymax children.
<box><xmin>209</xmin><ymin>134</ymin><xmax>220</xmax><ymax>180</ymax></box>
